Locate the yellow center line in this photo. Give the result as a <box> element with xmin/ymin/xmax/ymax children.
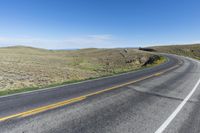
<box><xmin>0</xmin><ymin>96</ymin><xmax>86</xmax><ymax>121</ymax></box>
<box><xmin>0</xmin><ymin>64</ymin><xmax>179</xmax><ymax>122</ymax></box>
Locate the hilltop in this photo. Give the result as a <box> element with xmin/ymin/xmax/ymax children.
<box><xmin>149</xmin><ymin>44</ymin><xmax>200</xmax><ymax>60</ymax></box>
<box><xmin>0</xmin><ymin>46</ymin><xmax>164</xmax><ymax>94</ymax></box>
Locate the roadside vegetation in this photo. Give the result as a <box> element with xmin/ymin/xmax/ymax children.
<box><xmin>149</xmin><ymin>44</ymin><xmax>200</xmax><ymax>60</ymax></box>
<box><xmin>0</xmin><ymin>46</ymin><xmax>165</xmax><ymax>95</ymax></box>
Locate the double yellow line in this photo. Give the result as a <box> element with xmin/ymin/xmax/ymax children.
<box><xmin>0</xmin><ymin>64</ymin><xmax>179</xmax><ymax>122</ymax></box>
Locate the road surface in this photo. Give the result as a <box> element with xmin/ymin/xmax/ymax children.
<box><xmin>0</xmin><ymin>54</ymin><xmax>200</xmax><ymax>133</ymax></box>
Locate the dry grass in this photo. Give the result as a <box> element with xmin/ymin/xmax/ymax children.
<box><xmin>0</xmin><ymin>46</ymin><xmax>163</xmax><ymax>93</ymax></box>
<box><xmin>150</xmin><ymin>44</ymin><xmax>200</xmax><ymax>60</ymax></box>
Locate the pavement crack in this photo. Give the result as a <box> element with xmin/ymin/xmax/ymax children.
<box><xmin>128</xmin><ymin>86</ymin><xmax>197</xmax><ymax>103</ymax></box>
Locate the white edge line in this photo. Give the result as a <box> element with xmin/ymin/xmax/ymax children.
<box><xmin>154</xmin><ymin>57</ymin><xmax>200</xmax><ymax>133</ymax></box>
<box><xmin>0</xmin><ymin>56</ymin><xmax>170</xmax><ymax>99</ymax></box>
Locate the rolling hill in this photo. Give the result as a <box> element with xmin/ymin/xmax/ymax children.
<box><xmin>0</xmin><ymin>46</ymin><xmax>164</xmax><ymax>94</ymax></box>
<box><xmin>150</xmin><ymin>44</ymin><xmax>200</xmax><ymax>60</ymax></box>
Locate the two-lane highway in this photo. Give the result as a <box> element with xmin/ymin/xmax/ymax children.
<box><xmin>0</xmin><ymin>54</ymin><xmax>200</xmax><ymax>133</ymax></box>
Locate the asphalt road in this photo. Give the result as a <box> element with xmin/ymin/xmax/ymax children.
<box><xmin>0</xmin><ymin>54</ymin><xmax>200</xmax><ymax>133</ymax></box>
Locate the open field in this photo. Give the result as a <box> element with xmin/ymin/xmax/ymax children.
<box><xmin>0</xmin><ymin>46</ymin><xmax>164</xmax><ymax>95</ymax></box>
<box><xmin>150</xmin><ymin>44</ymin><xmax>200</xmax><ymax>60</ymax></box>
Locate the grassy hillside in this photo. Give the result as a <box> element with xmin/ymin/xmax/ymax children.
<box><xmin>0</xmin><ymin>46</ymin><xmax>165</xmax><ymax>95</ymax></box>
<box><xmin>150</xmin><ymin>44</ymin><xmax>200</xmax><ymax>60</ymax></box>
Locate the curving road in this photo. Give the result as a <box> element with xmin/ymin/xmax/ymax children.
<box><xmin>0</xmin><ymin>54</ymin><xmax>200</xmax><ymax>133</ymax></box>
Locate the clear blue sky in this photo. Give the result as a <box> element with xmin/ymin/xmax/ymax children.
<box><xmin>0</xmin><ymin>0</ymin><xmax>199</xmax><ymax>49</ymax></box>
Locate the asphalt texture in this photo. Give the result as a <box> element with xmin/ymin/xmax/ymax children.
<box><xmin>0</xmin><ymin>54</ymin><xmax>200</xmax><ymax>133</ymax></box>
